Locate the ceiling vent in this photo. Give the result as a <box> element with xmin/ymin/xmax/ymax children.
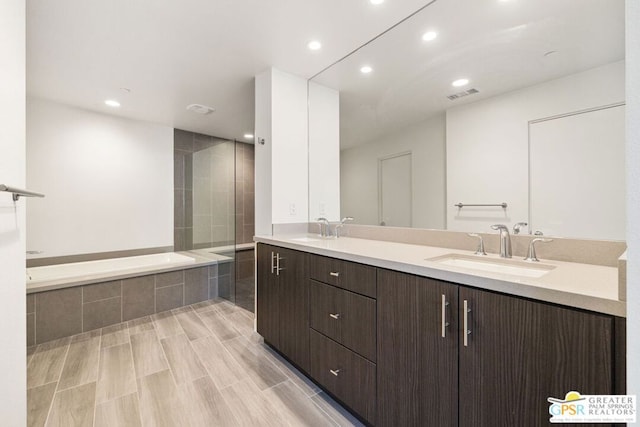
<box><xmin>447</xmin><ymin>88</ymin><xmax>479</xmax><ymax>101</ymax></box>
<box><xmin>186</xmin><ymin>104</ymin><xmax>215</xmax><ymax>115</ymax></box>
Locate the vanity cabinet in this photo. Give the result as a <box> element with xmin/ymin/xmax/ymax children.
<box><xmin>378</xmin><ymin>268</ymin><xmax>617</xmax><ymax>427</ymax></box>
<box><xmin>308</xmin><ymin>253</ymin><xmax>378</xmax><ymax>425</ymax></box>
<box><xmin>256</xmin><ymin>242</ymin><xmax>624</xmax><ymax>427</ymax></box>
<box><xmin>256</xmin><ymin>243</ymin><xmax>309</xmax><ymax>371</ymax></box>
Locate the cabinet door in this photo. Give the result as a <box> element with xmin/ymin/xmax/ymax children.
<box><xmin>277</xmin><ymin>247</ymin><xmax>309</xmax><ymax>371</ymax></box>
<box><xmin>459</xmin><ymin>286</ymin><xmax>614</xmax><ymax>427</ymax></box>
<box><xmin>377</xmin><ymin>270</ymin><xmax>458</xmax><ymax>427</ymax></box>
<box><xmin>256</xmin><ymin>244</ymin><xmax>279</xmax><ymax>348</ymax></box>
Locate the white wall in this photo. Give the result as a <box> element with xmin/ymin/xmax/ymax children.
<box><xmin>254</xmin><ymin>68</ymin><xmax>309</xmax><ymax>234</ymax></box>
<box><xmin>254</xmin><ymin>71</ymin><xmax>273</xmax><ymax>236</ymax></box>
<box><xmin>341</xmin><ymin>114</ymin><xmax>446</xmax><ymax>229</ymax></box>
<box><xmin>308</xmin><ymin>81</ymin><xmax>340</xmax><ymax>221</ymax></box>
<box><xmin>26</xmin><ymin>97</ymin><xmax>174</xmax><ymax>258</ymax></box>
<box><xmin>626</xmin><ymin>0</ymin><xmax>640</xmax><ymax>402</ymax></box>
<box><xmin>0</xmin><ymin>0</ymin><xmax>26</xmax><ymax>423</ymax></box>
<box><xmin>446</xmin><ymin>60</ymin><xmax>625</xmax><ymax>234</ymax></box>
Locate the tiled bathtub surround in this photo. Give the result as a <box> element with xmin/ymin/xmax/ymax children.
<box><xmin>28</xmin><ymin>266</ymin><xmax>218</xmax><ymax>346</ymax></box>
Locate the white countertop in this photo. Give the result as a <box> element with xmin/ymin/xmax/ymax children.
<box><xmin>255</xmin><ymin>234</ymin><xmax>625</xmax><ymax>317</ymax></box>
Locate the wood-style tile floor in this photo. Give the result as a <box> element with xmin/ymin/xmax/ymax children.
<box><xmin>27</xmin><ymin>298</ymin><xmax>364</xmax><ymax>427</ymax></box>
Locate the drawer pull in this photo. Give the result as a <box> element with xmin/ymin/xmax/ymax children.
<box><xmin>329</xmin><ymin>369</ymin><xmax>341</xmax><ymax>377</ymax></box>
<box><xmin>329</xmin><ymin>313</ymin><xmax>340</xmax><ymax>320</ymax></box>
<box><xmin>329</xmin><ymin>271</ymin><xmax>340</xmax><ymax>277</ymax></box>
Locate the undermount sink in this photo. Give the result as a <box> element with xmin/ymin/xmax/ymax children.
<box><xmin>427</xmin><ymin>254</ymin><xmax>555</xmax><ymax>278</ymax></box>
<box><xmin>289</xmin><ymin>236</ymin><xmax>323</xmax><ymax>243</ymax></box>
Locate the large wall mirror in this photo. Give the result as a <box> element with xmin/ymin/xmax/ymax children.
<box><xmin>308</xmin><ymin>0</ymin><xmax>625</xmax><ymax>240</ymax></box>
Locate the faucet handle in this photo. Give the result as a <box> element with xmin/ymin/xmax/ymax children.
<box><xmin>335</xmin><ymin>217</ymin><xmax>354</xmax><ymax>238</ymax></box>
<box><xmin>513</xmin><ymin>222</ymin><xmax>528</xmax><ymax>235</ymax></box>
<box><xmin>491</xmin><ymin>224</ymin><xmax>508</xmax><ymax>232</ymax></box>
<box><xmin>524</xmin><ymin>238</ymin><xmax>553</xmax><ymax>262</ymax></box>
<box><xmin>467</xmin><ymin>233</ymin><xmax>487</xmax><ymax>255</ymax></box>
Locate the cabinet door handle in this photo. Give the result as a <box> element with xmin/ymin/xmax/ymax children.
<box><xmin>276</xmin><ymin>254</ymin><xmax>284</xmax><ymax>276</ymax></box>
<box><xmin>329</xmin><ymin>369</ymin><xmax>341</xmax><ymax>377</ymax></box>
<box><xmin>270</xmin><ymin>251</ymin><xmax>276</xmax><ymax>274</ymax></box>
<box><xmin>329</xmin><ymin>313</ymin><xmax>340</xmax><ymax>320</ymax></box>
<box><xmin>463</xmin><ymin>299</ymin><xmax>471</xmax><ymax>347</ymax></box>
<box><xmin>329</xmin><ymin>271</ymin><xmax>340</xmax><ymax>277</ymax></box>
<box><xmin>441</xmin><ymin>294</ymin><xmax>450</xmax><ymax>338</ymax></box>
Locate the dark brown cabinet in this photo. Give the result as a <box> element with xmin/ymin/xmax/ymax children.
<box><xmin>377</xmin><ymin>269</ymin><xmax>459</xmax><ymax>427</ymax></box>
<box><xmin>377</xmin><ymin>268</ymin><xmax>618</xmax><ymax>427</ymax></box>
<box><xmin>257</xmin><ymin>244</ymin><xmax>625</xmax><ymax>427</ymax></box>
<box><xmin>458</xmin><ymin>286</ymin><xmax>614</xmax><ymax>427</ymax></box>
<box><xmin>310</xmin><ymin>280</ymin><xmax>377</xmax><ymax>362</ymax></box>
<box><xmin>308</xmin><ymin>253</ymin><xmax>378</xmax><ymax>425</ymax></box>
<box><xmin>256</xmin><ymin>243</ymin><xmax>309</xmax><ymax>371</ymax></box>
<box><xmin>309</xmin><ymin>254</ymin><xmax>377</xmax><ymax>298</ymax></box>
<box><xmin>309</xmin><ymin>329</ymin><xmax>377</xmax><ymax>423</ymax></box>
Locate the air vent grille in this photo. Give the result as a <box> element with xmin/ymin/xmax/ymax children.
<box><xmin>186</xmin><ymin>104</ymin><xmax>215</xmax><ymax>115</ymax></box>
<box><xmin>447</xmin><ymin>88</ymin><xmax>479</xmax><ymax>100</ymax></box>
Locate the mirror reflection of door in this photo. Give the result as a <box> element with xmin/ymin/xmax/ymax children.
<box><xmin>378</xmin><ymin>152</ymin><xmax>412</xmax><ymax>227</ymax></box>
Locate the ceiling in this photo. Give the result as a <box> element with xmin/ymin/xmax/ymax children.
<box><xmin>311</xmin><ymin>0</ymin><xmax>625</xmax><ymax>150</ymax></box>
<box><xmin>26</xmin><ymin>0</ymin><xmax>434</xmax><ymax>141</ymax></box>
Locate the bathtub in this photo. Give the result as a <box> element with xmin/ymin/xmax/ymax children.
<box><xmin>26</xmin><ymin>251</ymin><xmax>230</xmax><ymax>345</ymax></box>
<box><xmin>26</xmin><ymin>252</ymin><xmax>222</xmax><ymax>293</ymax></box>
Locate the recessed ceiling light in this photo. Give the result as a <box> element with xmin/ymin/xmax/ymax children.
<box><xmin>308</xmin><ymin>40</ymin><xmax>322</xmax><ymax>51</ymax></box>
<box><xmin>243</xmin><ymin>133</ymin><xmax>254</xmax><ymax>139</ymax></box>
<box><xmin>452</xmin><ymin>78</ymin><xmax>470</xmax><ymax>87</ymax></box>
<box><xmin>370</xmin><ymin>0</ymin><xmax>384</xmax><ymax>4</ymax></box>
<box><xmin>360</xmin><ymin>65</ymin><xmax>373</xmax><ymax>74</ymax></box>
<box><xmin>186</xmin><ymin>104</ymin><xmax>215</xmax><ymax>115</ymax></box>
<box><xmin>104</xmin><ymin>99</ymin><xmax>120</xmax><ymax>108</ymax></box>
<box><xmin>422</xmin><ymin>31</ymin><xmax>438</xmax><ymax>42</ymax></box>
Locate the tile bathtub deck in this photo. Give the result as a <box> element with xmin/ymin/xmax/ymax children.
<box><xmin>27</xmin><ymin>299</ymin><xmax>364</xmax><ymax>427</ymax></box>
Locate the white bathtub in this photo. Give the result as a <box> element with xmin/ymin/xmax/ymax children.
<box><xmin>27</xmin><ymin>252</ymin><xmax>198</xmax><ymax>291</ymax></box>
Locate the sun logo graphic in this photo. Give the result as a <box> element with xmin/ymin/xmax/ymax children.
<box><xmin>548</xmin><ymin>391</ymin><xmax>586</xmax><ymax>418</ymax></box>
<box><xmin>548</xmin><ymin>391</ymin><xmax>636</xmax><ymax>423</ymax></box>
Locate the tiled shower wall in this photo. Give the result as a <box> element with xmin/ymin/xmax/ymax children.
<box><xmin>235</xmin><ymin>142</ymin><xmax>255</xmax><ymax>245</ymax></box>
<box><xmin>174</xmin><ymin>129</ymin><xmax>255</xmax><ymax>251</ymax></box>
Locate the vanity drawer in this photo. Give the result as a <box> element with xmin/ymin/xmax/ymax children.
<box><xmin>309</xmin><ymin>329</ymin><xmax>376</xmax><ymax>425</ymax></box>
<box><xmin>310</xmin><ymin>280</ymin><xmax>376</xmax><ymax>362</ymax></box>
<box><xmin>308</xmin><ymin>254</ymin><xmax>376</xmax><ymax>298</ymax></box>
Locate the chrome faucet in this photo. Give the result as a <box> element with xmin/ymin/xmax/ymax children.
<box><xmin>335</xmin><ymin>217</ymin><xmax>354</xmax><ymax>238</ymax></box>
<box><xmin>316</xmin><ymin>217</ymin><xmax>331</xmax><ymax>237</ymax></box>
<box><xmin>491</xmin><ymin>224</ymin><xmax>512</xmax><ymax>258</ymax></box>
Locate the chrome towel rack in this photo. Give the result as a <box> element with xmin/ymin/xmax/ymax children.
<box><xmin>455</xmin><ymin>202</ymin><xmax>507</xmax><ymax>209</ymax></box>
<box><xmin>0</xmin><ymin>184</ymin><xmax>45</xmax><ymax>201</ymax></box>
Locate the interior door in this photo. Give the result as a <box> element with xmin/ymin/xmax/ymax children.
<box><xmin>378</xmin><ymin>152</ymin><xmax>412</xmax><ymax>227</ymax></box>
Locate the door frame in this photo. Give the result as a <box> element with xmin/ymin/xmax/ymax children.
<box><xmin>377</xmin><ymin>151</ymin><xmax>412</xmax><ymax>227</ymax></box>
